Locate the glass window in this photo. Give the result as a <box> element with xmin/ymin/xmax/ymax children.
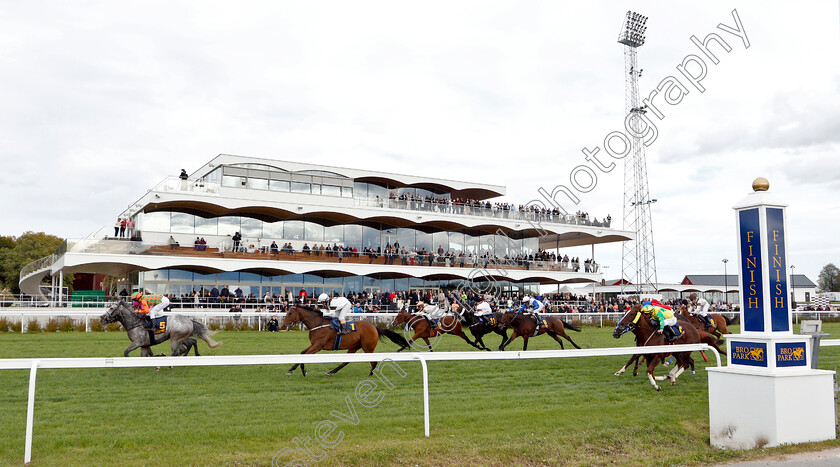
<box><xmin>263</xmin><ymin>220</ymin><xmax>284</xmax><ymax>238</ymax></box>
<box><xmin>367</xmin><ymin>183</ymin><xmax>388</xmax><ymax>200</ymax></box>
<box><xmin>416</xmin><ymin>230</ymin><xmax>432</xmax><ymax>252</ymax></box>
<box><xmin>321</xmin><ymin>185</ymin><xmax>341</xmax><ymax>197</ymax></box>
<box><xmin>494</xmin><ymin>233</ymin><xmax>515</xmax><ymax>257</ymax></box>
<box><xmin>193</xmin><ymin>272</ymin><xmax>217</xmax><ymax>282</ymax></box>
<box><xmin>284</xmin><ymin>220</ymin><xmax>304</xmax><ymax>240</ymax></box>
<box><xmin>169</xmin><ymin>269</ymin><xmax>193</xmax><ymax>281</ymax></box>
<box><xmin>353</xmin><ymin>182</ymin><xmax>368</xmax><ymax>198</ymax></box>
<box><xmin>304</xmin><ymin>222</ymin><xmax>324</xmax><ymax>241</ymax></box>
<box><xmin>170</xmin><ymin>213</ymin><xmax>194</xmax><ymax>234</ymax></box>
<box><xmin>522</xmin><ymin>237</ymin><xmax>538</xmax><ymax>255</ymax></box>
<box><xmin>206</xmin><ymin>167</ymin><xmax>222</xmax><ymax>185</ymax></box>
<box><xmin>394</xmin><ymin>278</ymin><xmax>410</xmax><ymax>292</ymax></box>
<box><xmin>465</xmin><ymin>234</ymin><xmax>478</xmax><ymax>254</ymax></box>
<box><xmin>248</xmin><ymin>178</ymin><xmax>269</xmax><ymax>190</ymax></box>
<box><xmin>195</xmin><ymin>216</ymin><xmax>217</xmax><ymax>236</ymax></box>
<box><xmin>303</xmin><ymin>274</ymin><xmax>323</xmax><ymax>285</ymax></box>
<box><xmin>145</xmin><ymin>270</ymin><xmax>168</xmax><ymax>281</ymax></box>
<box><xmin>362</xmin><ymin>225</ymin><xmax>380</xmax><ymax>251</ymax></box>
<box><xmin>432</xmin><ymin>231</ymin><xmax>448</xmax><ymax>252</ymax></box>
<box><xmin>240</xmin><ymin>217</ymin><xmax>262</xmax><ymax>237</ymax></box>
<box><xmin>324</xmin><ymin>225</ymin><xmax>343</xmax><ymax>243</ymax></box>
<box><xmin>344</xmin><ymin>224</ymin><xmax>362</xmax><ymax>249</ymax></box>
<box><xmin>222</xmin><ymin>175</ymin><xmax>240</xmax><ymax>187</ymax></box>
<box><xmin>291</xmin><ymin>182</ymin><xmax>310</xmax><ymax>193</ymax></box>
<box><xmin>344</xmin><ymin>276</ymin><xmax>362</xmax><ymax>294</ymax></box>
<box><xmin>239</xmin><ymin>272</ymin><xmax>262</xmax><ymax>283</ymax></box>
<box><xmin>310</xmin><ymin>184</ymin><xmax>321</xmax><ymax>195</ymax></box>
<box><xmin>218</xmin><ymin>216</ymin><xmax>241</xmax><ymax>236</ymax></box>
<box><xmin>342</xmin><ymin>186</ymin><xmax>353</xmax><ymax>198</ymax></box>
<box><xmin>269</xmin><ymin>180</ymin><xmax>290</xmax><ymax>191</ymax></box>
<box><xmin>397</xmin><ymin>228</ymin><xmax>415</xmax><ymax>251</ymax></box>
<box><xmin>448</xmin><ymin>232</ymin><xmax>465</xmax><ymax>253</ymax></box>
<box><xmin>140</xmin><ymin>211</ymin><xmax>170</xmax><ymax>232</ymax></box>
<box><xmin>478</xmin><ymin>235</ymin><xmax>493</xmax><ymax>254</ymax></box>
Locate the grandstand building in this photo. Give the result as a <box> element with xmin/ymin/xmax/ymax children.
<box><xmin>21</xmin><ymin>154</ymin><xmax>633</xmax><ymax>301</ymax></box>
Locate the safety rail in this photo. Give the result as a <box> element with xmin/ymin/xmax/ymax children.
<box><xmin>0</xmin><ymin>310</ymin><xmax>742</xmax><ymax>332</ymax></box>
<box><xmin>353</xmin><ymin>196</ymin><xmax>612</xmax><ymax>227</ymax></box>
<box><xmin>0</xmin><ymin>343</ymin><xmax>719</xmax><ymax>465</ymax></box>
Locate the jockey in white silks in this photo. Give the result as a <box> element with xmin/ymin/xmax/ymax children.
<box><xmin>413</xmin><ymin>300</ymin><xmax>446</xmax><ymax>320</ymax></box>
<box><xmin>689</xmin><ymin>293</ymin><xmax>713</xmax><ymax>328</ymax></box>
<box><xmin>318</xmin><ymin>293</ymin><xmax>352</xmax><ymax>334</ymax></box>
<box><xmin>474</xmin><ymin>297</ymin><xmax>493</xmax><ymax>317</ymax></box>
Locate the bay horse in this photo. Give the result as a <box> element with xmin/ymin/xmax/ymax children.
<box><xmin>458</xmin><ymin>309</ymin><xmax>508</xmax><ymax>351</ymax></box>
<box><xmin>497</xmin><ymin>311</ymin><xmax>582</xmax><ymax>351</ymax></box>
<box><xmin>613</xmin><ymin>314</ymin><xmax>702</xmax><ymax>377</ymax></box>
<box><xmin>391</xmin><ymin>309</ymin><xmax>481</xmax><ymax>351</ymax></box>
<box><xmin>100</xmin><ymin>299</ymin><xmax>221</xmax><ymax>357</ymax></box>
<box><xmin>281</xmin><ymin>305</ymin><xmax>410</xmax><ymax>376</ymax></box>
<box><xmin>678</xmin><ymin>304</ymin><xmax>735</xmax><ymax>339</ymax></box>
<box><xmin>612</xmin><ymin>304</ymin><xmax>725</xmax><ymax>391</ymax></box>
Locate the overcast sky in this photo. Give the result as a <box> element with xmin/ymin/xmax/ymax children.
<box><xmin>1</xmin><ymin>1</ymin><xmax>838</xmax><ymax>284</ymax></box>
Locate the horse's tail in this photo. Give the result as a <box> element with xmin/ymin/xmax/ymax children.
<box><xmin>377</xmin><ymin>327</ymin><xmax>411</xmax><ymax>350</ymax></box>
<box><xmin>698</xmin><ymin>330</ymin><xmax>726</xmax><ymax>356</ymax></box>
<box><xmin>560</xmin><ymin>319</ymin><xmax>582</xmax><ymax>332</ymax></box>
<box><xmin>724</xmin><ymin>314</ymin><xmax>739</xmax><ymax>325</ymax></box>
<box><xmin>192</xmin><ymin>320</ymin><xmax>222</xmax><ymax>349</ymax></box>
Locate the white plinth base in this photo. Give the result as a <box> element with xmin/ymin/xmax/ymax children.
<box><xmin>708</xmin><ymin>367</ymin><xmax>836</xmax><ymax>449</ymax></box>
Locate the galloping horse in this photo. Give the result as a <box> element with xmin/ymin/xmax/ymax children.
<box><xmin>678</xmin><ymin>304</ymin><xmax>735</xmax><ymax>339</ymax></box>
<box><xmin>612</xmin><ymin>304</ymin><xmax>725</xmax><ymax>391</ymax></box>
<box><xmin>100</xmin><ymin>299</ymin><xmax>221</xmax><ymax>357</ymax></box>
<box><xmin>497</xmin><ymin>311</ymin><xmax>582</xmax><ymax>351</ymax></box>
<box><xmin>281</xmin><ymin>305</ymin><xmax>410</xmax><ymax>376</ymax></box>
<box><xmin>391</xmin><ymin>309</ymin><xmax>481</xmax><ymax>351</ymax></box>
<box><xmin>458</xmin><ymin>309</ymin><xmax>508</xmax><ymax>351</ymax></box>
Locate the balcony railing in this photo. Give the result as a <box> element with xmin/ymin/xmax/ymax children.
<box><xmin>354</xmin><ymin>196</ymin><xmax>612</xmax><ymax>227</ymax></box>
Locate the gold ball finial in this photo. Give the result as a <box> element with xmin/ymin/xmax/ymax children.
<box><xmin>752</xmin><ymin>177</ymin><xmax>769</xmax><ymax>192</ymax></box>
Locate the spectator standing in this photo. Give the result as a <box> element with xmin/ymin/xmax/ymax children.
<box><xmin>114</xmin><ymin>218</ymin><xmax>121</xmax><ymax>237</ymax></box>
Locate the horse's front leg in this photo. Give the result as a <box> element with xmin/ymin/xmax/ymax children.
<box><xmin>327</xmin><ymin>348</ymin><xmax>358</xmax><ymax>376</ymax></box>
<box><xmin>646</xmin><ymin>356</ymin><xmax>662</xmax><ymax>391</ymax></box>
<box><xmin>286</xmin><ymin>345</ymin><xmax>317</xmax><ymax>376</ymax></box>
<box><xmin>499</xmin><ymin>331</ymin><xmax>519</xmax><ymax>351</ymax></box>
<box><xmin>124</xmin><ymin>341</ymin><xmax>143</xmax><ymax>357</ymax></box>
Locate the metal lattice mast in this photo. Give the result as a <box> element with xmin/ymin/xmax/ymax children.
<box><xmin>618</xmin><ymin>11</ymin><xmax>658</xmax><ymax>295</ymax></box>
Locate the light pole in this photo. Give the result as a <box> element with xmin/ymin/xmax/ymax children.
<box><xmin>790</xmin><ymin>265</ymin><xmax>796</xmax><ymax>307</ymax></box>
<box><xmin>722</xmin><ymin>258</ymin><xmax>729</xmax><ymax>309</ymax></box>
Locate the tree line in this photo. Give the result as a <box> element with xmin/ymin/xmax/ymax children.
<box><xmin>819</xmin><ymin>263</ymin><xmax>840</xmax><ymax>293</ymax></box>
<box><xmin>0</xmin><ymin>232</ymin><xmax>66</xmax><ymax>295</ymax></box>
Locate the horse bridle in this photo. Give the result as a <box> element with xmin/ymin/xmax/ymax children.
<box><xmin>285</xmin><ymin>306</ymin><xmax>326</xmax><ymax>328</ymax></box>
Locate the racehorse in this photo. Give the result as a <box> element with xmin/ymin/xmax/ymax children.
<box><xmin>613</xmin><ymin>314</ymin><xmax>699</xmax><ymax>377</ymax></box>
<box><xmin>100</xmin><ymin>299</ymin><xmax>221</xmax><ymax>357</ymax></box>
<box><xmin>612</xmin><ymin>304</ymin><xmax>725</xmax><ymax>391</ymax></box>
<box><xmin>458</xmin><ymin>309</ymin><xmax>508</xmax><ymax>351</ymax></box>
<box><xmin>391</xmin><ymin>309</ymin><xmax>481</xmax><ymax>351</ymax></box>
<box><xmin>497</xmin><ymin>311</ymin><xmax>582</xmax><ymax>351</ymax></box>
<box><xmin>678</xmin><ymin>304</ymin><xmax>735</xmax><ymax>339</ymax></box>
<box><xmin>281</xmin><ymin>305</ymin><xmax>410</xmax><ymax>376</ymax></box>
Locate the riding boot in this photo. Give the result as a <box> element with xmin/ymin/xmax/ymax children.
<box><xmin>338</xmin><ymin>323</ymin><xmax>349</xmax><ymax>335</ymax></box>
<box><xmin>704</xmin><ymin>316</ymin><xmax>714</xmax><ymax>329</ymax></box>
<box><xmin>144</xmin><ymin>315</ymin><xmax>153</xmax><ymax>330</ymax></box>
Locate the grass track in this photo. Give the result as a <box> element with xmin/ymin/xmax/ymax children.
<box><xmin>1</xmin><ymin>323</ymin><xmax>839</xmax><ymax>466</ymax></box>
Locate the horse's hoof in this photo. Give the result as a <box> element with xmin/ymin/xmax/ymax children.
<box><xmin>326</xmin><ymin>372</ymin><xmax>333</xmax><ymax>376</ymax></box>
<box><xmin>155</xmin><ymin>367</ymin><xmax>160</xmax><ymax>372</ymax></box>
<box><xmin>670</xmin><ymin>380</ymin><xmax>676</xmax><ymax>386</ymax></box>
<box><xmin>691</xmin><ymin>371</ymin><xmax>696</xmax><ymax>376</ymax></box>
<box><xmin>655</xmin><ymin>386</ymin><xmax>662</xmax><ymax>392</ymax></box>
<box><xmin>613</xmin><ymin>372</ymin><xmax>622</xmax><ymax>376</ymax></box>
<box><xmin>285</xmin><ymin>371</ymin><xmax>293</xmax><ymax>376</ymax></box>
<box><xmin>302</xmin><ymin>370</ymin><xmax>307</xmax><ymax>377</ymax></box>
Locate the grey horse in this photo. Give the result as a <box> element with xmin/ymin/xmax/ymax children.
<box><xmin>100</xmin><ymin>299</ymin><xmax>221</xmax><ymax>357</ymax></box>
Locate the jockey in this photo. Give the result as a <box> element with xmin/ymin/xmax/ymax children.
<box><xmin>414</xmin><ymin>300</ymin><xmax>444</xmax><ymax>321</ymax></box>
<box><xmin>474</xmin><ymin>296</ymin><xmax>493</xmax><ymax>317</ymax></box>
<box><xmin>517</xmin><ymin>296</ymin><xmax>544</xmax><ymax>314</ymax></box>
<box><xmin>131</xmin><ymin>291</ymin><xmax>169</xmax><ymax>329</ymax></box>
<box><xmin>689</xmin><ymin>293</ymin><xmax>713</xmax><ymax>328</ymax></box>
<box><xmin>640</xmin><ymin>300</ymin><xmax>679</xmax><ymax>343</ymax></box>
<box><xmin>318</xmin><ymin>293</ymin><xmax>352</xmax><ymax>335</ymax></box>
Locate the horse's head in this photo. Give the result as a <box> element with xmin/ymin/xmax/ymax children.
<box><xmin>613</xmin><ymin>304</ymin><xmax>642</xmax><ymax>339</ymax></box>
<box><xmin>499</xmin><ymin>310</ymin><xmax>516</xmax><ymax>328</ymax></box>
<box><xmin>100</xmin><ymin>300</ymin><xmax>126</xmax><ymax>325</ymax></box>
<box><xmin>281</xmin><ymin>306</ymin><xmax>302</xmax><ymax>330</ymax></box>
<box><xmin>392</xmin><ymin>309</ymin><xmax>411</xmax><ymax>326</ymax></box>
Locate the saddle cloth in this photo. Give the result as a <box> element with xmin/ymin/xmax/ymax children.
<box><xmin>151</xmin><ymin>316</ymin><xmax>168</xmax><ymax>335</ymax></box>
<box><xmin>329</xmin><ymin>318</ymin><xmax>357</xmax><ymax>333</ymax></box>
<box><xmin>479</xmin><ymin>315</ymin><xmax>497</xmax><ymax>326</ymax></box>
<box><xmin>665</xmin><ymin>324</ymin><xmax>685</xmax><ymax>343</ymax></box>
<box><xmin>532</xmin><ymin>315</ymin><xmax>549</xmax><ymax>337</ymax></box>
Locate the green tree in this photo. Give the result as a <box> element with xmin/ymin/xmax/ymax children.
<box><xmin>817</xmin><ymin>263</ymin><xmax>840</xmax><ymax>293</ymax></box>
<box><xmin>0</xmin><ymin>232</ymin><xmax>66</xmax><ymax>294</ymax></box>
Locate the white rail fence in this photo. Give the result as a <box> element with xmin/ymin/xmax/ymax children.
<box><xmin>0</xmin><ymin>310</ymin><xmax>744</xmax><ymax>331</ymax></box>
<box><xmin>0</xmin><ymin>343</ymin><xmax>723</xmax><ymax>465</ymax></box>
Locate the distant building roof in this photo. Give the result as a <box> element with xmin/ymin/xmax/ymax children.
<box><xmin>680</xmin><ymin>274</ymin><xmax>815</xmax><ymax>288</ymax></box>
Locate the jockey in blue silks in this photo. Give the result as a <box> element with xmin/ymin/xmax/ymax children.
<box><xmin>517</xmin><ymin>295</ymin><xmax>545</xmax><ymax>314</ymax></box>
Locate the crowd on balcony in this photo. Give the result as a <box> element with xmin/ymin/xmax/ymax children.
<box><xmin>213</xmin><ymin>238</ymin><xmax>599</xmax><ymax>273</ymax></box>
<box><xmin>375</xmin><ymin>192</ymin><xmax>611</xmax><ymax>227</ymax></box>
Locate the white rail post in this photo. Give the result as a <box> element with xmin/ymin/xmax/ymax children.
<box><xmin>416</xmin><ymin>354</ymin><xmax>430</xmax><ymax>437</ymax></box>
<box><xmin>24</xmin><ymin>360</ymin><xmax>38</xmax><ymax>465</ymax></box>
<box><xmin>21</xmin><ymin>314</ymin><xmax>25</xmax><ymax>334</ymax></box>
<box><xmin>85</xmin><ymin>314</ymin><xmax>90</xmax><ymax>332</ymax></box>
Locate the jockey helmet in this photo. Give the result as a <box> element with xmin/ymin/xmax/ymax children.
<box><xmin>131</xmin><ymin>292</ymin><xmax>142</xmax><ymax>300</ymax></box>
<box><xmin>318</xmin><ymin>293</ymin><xmax>330</xmax><ymax>303</ymax></box>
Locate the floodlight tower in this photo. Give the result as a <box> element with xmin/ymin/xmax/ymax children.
<box><xmin>617</xmin><ymin>11</ymin><xmax>658</xmax><ymax>295</ymax></box>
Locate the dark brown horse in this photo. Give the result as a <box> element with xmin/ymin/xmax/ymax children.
<box><xmin>612</xmin><ymin>304</ymin><xmax>725</xmax><ymax>391</ymax></box>
<box><xmin>497</xmin><ymin>311</ymin><xmax>582</xmax><ymax>351</ymax></box>
<box><xmin>678</xmin><ymin>304</ymin><xmax>735</xmax><ymax>339</ymax></box>
<box><xmin>281</xmin><ymin>305</ymin><xmax>410</xmax><ymax>376</ymax></box>
<box><xmin>392</xmin><ymin>309</ymin><xmax>480</xmax><ymax>351</ymax></box>
<box><xmin>458</xmin><ymin>309</ymin><xmax>508</xmax><ymax>351</ymax></box>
